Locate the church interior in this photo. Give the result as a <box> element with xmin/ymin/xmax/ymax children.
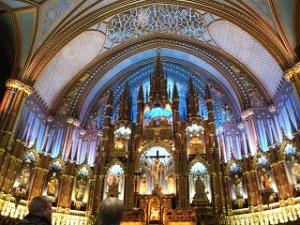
<box><xmin>0</xmin><ymin>1</ymin><xmax>300</xmax><ymax>225</ymax></box>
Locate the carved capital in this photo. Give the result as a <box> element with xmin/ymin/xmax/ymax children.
<box><xmin>240</xmin><ymin>109</ymin><xmax>254</xmax><ymax>120</ymax></box>
<box><xmin>268</xmin><ymin>105</ymin><xmax>277</xmax><ymax>114</ymax></box>
<box><xmin>5</xmin><ymin>79</ymin><xmax>32</xmax><ymax>95</ymax></box>
<box><xmin>46</xmin><ymin>116</ymin><xmax>54</xmax><ymax>123</ymax></box>
<box><xmin>66</xmin><ymin>117</ymin><xmax>80</xmax><ymax>127</ymax></box>
<box><xmin>284</xmin><ymin>62</ymin><xmax>300</xmax><ymax>81</ymax></box>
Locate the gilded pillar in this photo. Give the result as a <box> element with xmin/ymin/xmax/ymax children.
<box><xmin>270</xmin><ymin>149</ymin><xmax>292</xmax><ymax>200</ymax></box>
<box><xmin>0</xmin><ymin>156</ymin><xmax>22</xmax><ymax>194</ymax></box>
<box><xmin>87</xmin><ymin>177</ymin><xmax>96</xmax><ymax>212</ymax></box>
<box><xmin>176</xmin><ymin>174</ymin><xmax>182</xmax><ymax>208</ymax></box>
<box><xmin>0</xmin><ymin>80</ymin><xmax>32</xmax><ymax>194</ymax></box>
<box><xmin>211</xmin><ymin>170</ymin><xmax>219</xmax><ymax>213</ymax></box>
<box><xmin>285</xmin><ymin>62</ymin><xmax>300</xmax><ymax>105</ymax></box>
<box><xmin>124</xmin><ymin>161</ymin><xmax>135</xmax><ymax>210</ymax></box>
<box><xmin>57</xmin><ymin>174</ymin><xmax>75</xmax><ymax>209</ymax></box>
<box><xmin>215</xmin><ymin>148</ymin><xmax>225</xmax><ymax>213</ymax></box>
<box><xmin>180</xmin><ymin>172</ymin><xmax>190</xmax><ymax>209</ymax></box>
<box><xmin>93</xmin><ymin>175</ymin><xmax>106</xmax><ymax>213</ymax></box>
<box><xmin>223</xmin><ymin>175</ymin><xmax>232</xmax><ymax>214</ymax></box>
<box><xmin>58</xmin><ymin>174</ymin><xmax>75</xmax><ymax>209</ymax></box>
<box><xmin>29</xmin><ymin>167</ymin><xmax>48</xmax><ymax>200</ymax></box>
<box><xmin>248</xmin><ymin>160</ymin><xmax>262</xmax><ymax>206</ymax></box>
<box><xmin>103</xmin><ymin>91</ymin><xmax>113</xmax><ymax>163</ymax></box>
<box><xmin>272</xmin><ymin>161</ymin><xmax>292</xmax><ymax>200</ymax></box>
<box><xmin>0</xmin><ymin>79</ymin><xmax>32</xmax><ymax>150</ymax></box>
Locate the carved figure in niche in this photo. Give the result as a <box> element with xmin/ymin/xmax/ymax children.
<box><xmin>75</xmin><ymin>175</ymin><xmax>87</xmax><ymax>201</ymax></box>
<box><xmin>140</xmin><ymin>175</ymin><xmax>147</xmax><ymax>194</ymax></box>
<box><xmin>115</xmin><ymin>138</ymin><xmax>125</xmax><ymax>149</ymax></box>
<box><xmin>260</xmin><ymin>167</ymin><xmax>272</xmax><ymax>189</ymax></box>
<box><xmin>152</xmin><ymin>116</ymin><xmax>160</xmax><ymax>127</ymax></box>
<box><xmin>192</xmin><ymin>174</ymin><xmax>209</xmax><ymax>204</ymax></box>
<box><xmin>291</xmin><ymin>155</ymin><xmax>300</xmax><ymax>183</ymax></box>
<box><xmin>89</xmin><ymin>112</ymin><xmax>98</xmax><ymax>129</ymax></box>
<box><xmin>160</xmin><ymin>115</ymin><xmax>167</xmax><ymax>126</ymax></box>
<box><xmin>166</xmin><ymin>174</ymin><xmax>175</xmax><ymax>194</ymax></box>
<box><xmin>16</xmin><ymin>162</ymin><xmax>31</xmax><ymax>194</ymax></box>
<box><xmin>233</xmin><ymin>174</ymin><xmax>243</xmax><ymax>199</ymax></box>
<box><xmin>249</xmin><ymin>91</ymin><xmax>263</xmax><ymax>107</ymax></box>
<box><xmin>47</xmin><ymin>171</ymin><xmax>59</xmax><ymax>196</ymax></box>
<box><xmin>195</xmin><ymin>175</ymin><xmax>205</xmax><ymax>194</ymax></box>
<box><xmin>107</xmin><ymin>176</ymin><xmax>120</xmax><ymax>198</ymax></box>
<box><xmin>152</xmin><ymin>159</ymin><xmax>161</xmax><ymax>185</ymax></box>
<box><xmin>222</xmin><ymin>102</ymin><xmax>233</xmax><ymax>123</ymax></box>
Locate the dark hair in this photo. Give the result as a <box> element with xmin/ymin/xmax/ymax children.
<box><xmin>28</xmin><ymin>196</ymin><xmax>51</xmax><ymax>213</ymax></box>
<box><xmin>98</xmin><ymin>198</ymin><xmax>123</xmax><ymax>225</ymax></box>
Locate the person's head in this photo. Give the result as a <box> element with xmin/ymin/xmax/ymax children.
<box><xmin>28</xmin><ymin>196</ymin><xmax>53</xmax><ymax>222</ymax></box>
<box><xmin>98</xmin><ymin>197</ymin><xmax>123</xmax><ymax>225</ymax></box>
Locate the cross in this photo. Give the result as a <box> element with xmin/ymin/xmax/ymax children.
<box><xmin>149</xmin><ymin>150</ymin><xmax>166</xmax><ymax>160</ymax></box>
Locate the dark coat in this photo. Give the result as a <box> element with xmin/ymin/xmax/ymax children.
<box><xmin>16</xmin><ymin>213</ymin><xmax>51</xmax><ymax>225</ymax></box>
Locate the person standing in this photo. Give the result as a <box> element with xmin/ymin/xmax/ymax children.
<box><xmin>17</xmin><ymin>196</ymin><xmax>52</xmax><ymax>225</ymax></box>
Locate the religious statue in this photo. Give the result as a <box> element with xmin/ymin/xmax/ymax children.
<box><xmin>166</xmin><ymin>174</ymin><xmax>175</xmax><ymax>194</ymax></box>
<box><xmin>160</xmin><ymin>115</ymin><xmax>167</xmax><ymax>126</ymax></box>
<box><xmin>222</xmin><ymin>102</ymin><xmax>233</xmax><ymax>123</ymax></box>
<box><xmin>249</xmin><ymin>91</ymin><xmax>263</xmax><ymax>107</ymax></box>
<box><xmin>115</xmin><ymin>138</ymin><xmax>125</xmax><ymax>149</ymax></box>
<box><xmin>107</xmin><ymin>176</ymin><xmax>120</xmax><ymax>198</ymax></box>
<box><xmin>291</xmin><ymin>156</ymin><xmax>300</xmax><ymax>183</ymax></box>
<box><xmin>233</xmin><ymin>174</ymin><xmax>243</xmax><ymax>199</ymax></box>
<box><xmin>89</xmin><ymin>111</ymin><xmax>99</xmax><ymax>129</ymax></box>
<box><xmin>140</xmin><ymin>175</ymin><xmax>147</xmax><ymax>194</ymax></box>
<box><xmin>75</xmin><ymin>175</ymin><xmax>87</xmax><ymax>201</ymax></box>
<box><xmin>192</xmin><ymin>174</ymin><xmax>209</xmax><ymax>206</ymax></box>
<box><xmin>47</xmin><ymin>172</ymin><xmax>59</xmax><ymax>196</ymax></box>
<box><xmin>152</xmin><ymin>159</ymin><xmax>161</xmax><ymax>185</ymax></box>
<box><xmin>195</xmin><ymin>175</ymin><xmax>205</xmax><ymax>194</ymax></box>
<box><xmin>260</xmin><ymin>167</ymin><xmax>272</xmax><ymax>189</ymax></box>
<box><xmin>16</xmin><ymin>162</ymin><xmax>31</xmax><ymax>194</ymax></box>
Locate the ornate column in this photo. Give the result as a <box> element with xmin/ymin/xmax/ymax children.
<box><xmin>269</xmin><ymin>148</ymin><xmax>293</xmax><ymax>201</ymax></box>
<box><xmin>0</xmin><ymin>155</ymin><xmax>22</xmax><ymax>194</ymax></box>
<box><xmin>92</xmin><ymin>172</ymin><xmax>105</xmax><ymax>213</ymax></box>
<box><xmin>241</xmin><ymin>110</ymin><xmax>257</xmax><ymax>155</ymax></box>
<box><xmin>243</xmin><ymin>158</ymin><xmax>261</xmax><ymax>208</ymax></box>
<box><xmin>40</xmin><ymin>117</ymin><xmax>54</xmax><ymax>154</ymax></box>
<box><xmin>215</xmin><ymin>147</ymin><xmax>225</xmax><ymax>214</ymax></box>
<box><xmin>268</xmin><ymin>106</ymin><xmax>282</xmax><ymax>143</ymax></box>
<box><xmin>87</xmin><ymin>176</ymin><xmax>96</xmax><ymax>213</ymax></box>
<box><xmin>285</xmin><ymin>62</ymin><xmax>300</xmax><ymax>105</ymax></box>
<box><xmin>29</xmin><ymin>167</ymin><xmax>49</xmax><ymax>200</ymax></box>
<box><xmin>63</xmin><ymin>118</ymin><xmax>80</xmax><ymax>161</ymax></box>
<box><xmin>57</xmin><ymin>162</ymin><xmax>76</xmax><ymax>210</ymax></box>
<box><xmin>223</xmin><ymin>175</ymin><xmax>232</xmax><ymax>214</ymax></box>
<box><xmin>0</xmin><ymin>81</ymin><xmax>32</xmax><ymax>194</ymax></box>
<box><xmin>0</xmin><ymin>80</ymin><xmax>32</xmax><ymax>185</ymax></box>
<box><xmin>103</xmin><ymin>91</ymin><xmax>113</xmax><ymax>163</ymax></box>
<box><xmin>124</xmin><ymin>170</ymin><xmax>135</xmax><ymax>210</ymax></box>
<box><xmin>0</xmin><ymin>79</ymin><xmax>32</xmax><ymax>150</ymax></box>
<box><xmin>91</xmin><ymin>144</ymin><xmax>106</xmax><ymax>214</ymax></box>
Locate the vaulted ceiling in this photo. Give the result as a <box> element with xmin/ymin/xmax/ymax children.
<box><xmin>0</xmin><ymin>0</ymin><xmax>299</xmax><ymax>127</ymax></box>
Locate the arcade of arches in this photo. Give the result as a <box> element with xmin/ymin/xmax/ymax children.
<box><xmin>0</xmin><ymin>1</ymin><xmax>300</xmax><ymax>225</ymax></box>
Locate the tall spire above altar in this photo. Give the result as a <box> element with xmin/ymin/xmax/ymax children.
<box><xmin>149</xmin><ymin>54</ymin><xmax>168</xmax><ymax>108</ymax></box>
